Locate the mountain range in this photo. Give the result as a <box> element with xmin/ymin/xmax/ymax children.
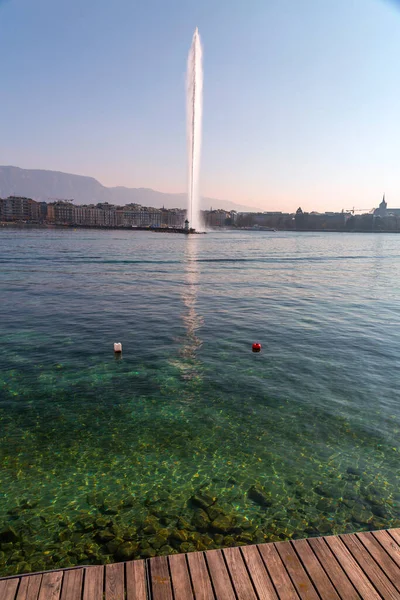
<box><xmin>0</xmin><ymin>166</ymin><xmax>258</xmax><ymax>212</ymax></box>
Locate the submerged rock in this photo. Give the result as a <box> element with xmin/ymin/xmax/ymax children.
<box><xmin>121</xmin><ymin>495</ymin><xmax>136</xmax><ymax>508</ymax></box>
<box><xmin>87</xmin><ymin>492</ymin><xmax>105</xmax><ymax>508</ymax></box>
<box><xmin>0</xmin><ymin>526</ymin><xmax>18</xmax><ymax>543</ymax></box>
<box><xmin>190</xmin><ymin>492</ymin><xmax>216</xmax><ymax>510</ymax></box>
<box><xmin>158</xmin><ymin>545</ymin><xmax>176</xmax><ymax>556</ymax></box>
<box><xmin>106</xmin><ymin>538</ymin><xmax>124</xmax><ymax>555</ymax></box>
<box><xmin>115</xmin><ymin>542</ymin><xmax>138</xmax><ymax>561</ymax></box>
<box><xmin>317</xmin><ymin>522</ymin><xmax>333</xmax><ymax>535</ymax></box>
<box><xmin>211</xmin><ymin>515</ymin><xmax>236</xmax><ymax>534</ymax></box>
<box><xmin>248</xmin><ymin>484</ymin><xmax>272</xmax><ymax>507</ymax></box>
<box><xmin>364</xmin><ymin>493</ymin><xmax>385</xmax><ymax>507</ymax></box>
<box><xmin>253</xmin><ymin>530</ymin><xmax>266</xmax><ymax>544</ymax></box>
<box><xmin>95</xmin><ymin>517</ymin><xmax>112</xmax><ymax>529</ymax></box>
<box><xmin>15</xmin><ymin>561</ymin><xmax>31</xmax><ymax>574</ymax></box>
<box><xmin>58</xmin><ymin>530</ymin><xmax>72</xmax><ymax>542</ymax></box>
<box><xmin>191</xmin><ymin>509</ymin><xmax>210</xmax><ymax>532</ymax></box>
<box><xmin>148</xmin><ymin>534</ymin><xmax>168</xmax><ymax>550</ymax></box>
<box><xmin>122</xmin><ymin>527</ymin><xmax>137</xmax><ymax>541</ymax></box>
<box><xmin>169</xmin><ymin>529</ymin><xmax>187</xmax><ymax>543</ymax></box>
<box><xmin>95</xmin><ymin>529</ymin><xmax>115</xmax><ymax>543</ymax></box>
<box><xmin>142</xmin><ymin>515</ymin><xmax>160</xmax><ymax>535</ymax></box>
<box><xmin>314</xmin><ymin>485</ymin><xmax>341</xmax><ymax>499</ymax></box>
<box><xmin>351</xmin><ymin>507</ymin><xmax>373</xmax><ymax>525</ymax></box>
<box><xmin>76</xmin><ymin>517</ymin><xmax>95</xmax><ymax>532</ymax></box>
<box><xmin>179</xmin><ymin>542</ymin><xmax>196</xmax><ymax>553</ymax></box>
<box><xmin>7</xmin><ymin>507</ymin><xmax>22</xmax><ymax>517</ymax></box>
<box><xmin>346</xmin><ymin>467</ymin><xmax>362</xmax><ymax>477</ymax></box>
<box><xmin>206</xmin><ymin>506</ymin><xmax>225</xmax><ymax>522</ymax></box>
<box><xmin>223</xmin><ymin>535</ymin><xmax>236</xmax><ymax>547</ymax></box>
<box><xmin>139</xmin><ymin>541</ymin><xmax>150</xmax><ymax>550</ymax></box>
<box><xmin>371</xmin><ymin>505</ymin><xmax>389</xmax><ymax>519</ymax></box>
<box><xmin>341</xmin><ymin>498</ymin><xmax>356</xmax><ymax>509</ymax></box>
<box><xmin>157</xmin><ymin>528</ymin><xmax>171</xmax><ymax>539</ymax></box>
<box><xmin>237</xmin><ymin>533</ymin><xmax>253</xmax><ymax>544</ymax></box>
<box><xmin>83</xmin><ymin>542</ymin><xmax>101</xmax><ymax>558</ymax></box>
<box><xmin>102</xmin><ymin>501</ymin><xmax>119</xmax><ymax>515</ymax></box>
<box><xmin>22</xmin><ymin>543</ymin><xmax>36</xmax><ymax>558</ymax></box>
<box><xmin>177</xmin><ymin>517</ymin><xmax>195</xmax><ymax>531</ymax></box>
<box><xmin>316</xmin><ymin>499</ymin><xmax>333</xmax><ymax>512</ymax></box>
<box><xmin>199</xmin><ymin>534</ymin><xmax>213</xmax><ymax>547</ymax></box>
<box><xmin>141</xmin><ymin>547</ymin><xmax>156</xmax><ymax>559</ymax></box>
<box><xmin>187</xmin><ymin>531</ymin><xmax>202</xmax><ymax>542</ymax></box>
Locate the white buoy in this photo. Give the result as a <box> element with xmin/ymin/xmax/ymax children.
<box><xmin>114</xmin><ymin>342</ymin><xmax>122</xmax><ymax>353</ymax></box>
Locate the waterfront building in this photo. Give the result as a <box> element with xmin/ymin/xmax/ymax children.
<box><xmin>161</xmin><ymin>208</ymin><xmax>186</xmax><ymax>228</ymax></box>
<box><xmin>48</xmin><ymin>201</ymin><xmax>74</xmax><ymax>225</ymax></box>
<box><xmin>0</xmin><ymin>196</ymin><xmax>40</xmax><ymax>222</ymax></box>
<box><xmin>204</xmin><ymin>209</ymin><xmax>231</xmax><ymax>227</ymax></box>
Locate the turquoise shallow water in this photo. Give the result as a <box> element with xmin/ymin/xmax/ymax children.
<box><xmin>1</xmin><ymin>228</ymin><xmax>400</xmax><ymax>574</ymax></box>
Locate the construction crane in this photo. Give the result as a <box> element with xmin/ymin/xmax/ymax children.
<box><xmin>344</xmin><ymin>207</ymin><xmax>376</xmax><ymax>215</ymax></box>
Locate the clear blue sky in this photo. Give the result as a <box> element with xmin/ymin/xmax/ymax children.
<box><xmin>1</xmin><ymin>0</ymin><xmax>399</xmax><ymax>212</ymax></box>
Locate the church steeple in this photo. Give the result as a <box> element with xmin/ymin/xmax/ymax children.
<box><xmin>377</xmin><ymin>193</ymin><xmax>387</xmax><ymax>217</ymax></box>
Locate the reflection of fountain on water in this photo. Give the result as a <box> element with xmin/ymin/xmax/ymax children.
<box><xmin>182</xmin><ymin>236</ymin><xmax>203</xmax><ymax>360</ymax></box>
<box><xmin>171</xmin><ymin>236</ymin><xmax>203</xmax><ymax>381</ymax></box>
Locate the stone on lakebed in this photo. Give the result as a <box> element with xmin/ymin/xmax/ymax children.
<box><xmin>247</xmin><ymin>484</ymin><xmax>272</xmax><ymax>507</ymax></box>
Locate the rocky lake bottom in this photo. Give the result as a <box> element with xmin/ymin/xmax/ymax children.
<box><xmin>1</xmin><ymin>463</ymin><xmax>399</xmax><ymax>576</ymax></box>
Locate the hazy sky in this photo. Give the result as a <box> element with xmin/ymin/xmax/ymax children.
<box><xmin>1</xmin><ymin>0</ymin><xmax>399</xmax><ymax>212</ymax></box>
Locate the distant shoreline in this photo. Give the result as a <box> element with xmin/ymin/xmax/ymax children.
<box><xmin>1</xmin><ymin>222</ymin><xmax>400</xmax><ymax>234</ymax></box>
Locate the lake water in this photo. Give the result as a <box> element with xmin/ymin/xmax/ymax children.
<box><xmin>1</xmin><ymin>228</ymin><xmax>400</xmax><ymax>575</ymax></box>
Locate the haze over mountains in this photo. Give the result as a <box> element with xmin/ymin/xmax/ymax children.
<box><xmin>0</xmin><ymin>166</ymin><xmax>258</xmax><ymax>212</ymax></box>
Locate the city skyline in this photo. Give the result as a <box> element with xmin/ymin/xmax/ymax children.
<box><xmin>1</xmin><ymin>0</ymin><xmax>399</xmax><ymax>212</ymax></box>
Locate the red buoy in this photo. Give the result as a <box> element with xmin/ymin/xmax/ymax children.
<box><xmin>252</xmin><ymin>342</ymin><xmax>261</xmax><ymax>353</ymax></box>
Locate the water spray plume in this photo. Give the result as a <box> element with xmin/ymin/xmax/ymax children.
<box><xmin>187</xmin><ymin>27</ymin><xmax>203</xmax><ymax>231</ymax></box>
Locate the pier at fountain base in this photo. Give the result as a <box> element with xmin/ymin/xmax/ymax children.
<box><xmin>152</xmin><ymin>227</ymin><xmax>206</xmax><ymax>234</ymax></box>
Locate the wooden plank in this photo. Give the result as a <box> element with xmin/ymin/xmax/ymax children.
<box><xmin>241</xmin><ymin>545</ymin><xmax>278</xmax><ymax>600</ymax></box>
<box><xmin>376</xmin><ymin>530</ymin><xmax>400</xmax><ymax>568</ymax></box>
<box><xmin>83</xmin><ymin>566</ymin><xmax>104</xmax><ymax>600</ymax></box>
<box><xmin>17</xmin><ymin>575</ymin><xmax>42</xmax><ymax>600</ymax></box>
<box><xmin>258</xmin><ymin>542</ymin><xmax>299</xmax><ymax>600</ymax></box>
<box><xmin>168</xmin><ymin>554</ymin><xmax>194</xmax><ymax>600</ymax></box>
<box><xmin>38</xmin><ymin>571</ymin><xmax>63</xmax><ymax>600</ymax></box>
<box><xmin>126</xmin><ymin>560</ymin><xmax>148</xmax><ymax>600</ymax></box>
<box><xmin>0</xmin><ymin>578</ymin><xmax>20</xmax><ymax>600</ymax></box>
<box><xmin>105</xmin><ymin>563</ymin><xmax>125</xmax><ymax>600</ymax></box>
<box><xmin>187</xmin><ymin>552</ymin><xmax>214</xmax><ymax>600</ymax></box>
<box><xmin>275</xmin><ymin>541</ymin><xmax>319</xmax><ymax>600</ymax></box>
<box><xmin>325</xmin><ymin>535</ymin><xmax>381</xmax><ymax>599</ymax></box>
<box><xmin>205</xmin><ymin>549</ymin><xmax>236</xmax><ymax>600</ymax></box>
<box><xmin>149</xmin><ymin>556</ymin><xmax>173</xmax><ymax>600</ymax></box>
<box><xmin>341</xmin><ymin>533</ymin><xmax>399</xmax><ymax>599</ymax></box>
<box><xmin>389</xmin><ymin>529</ymin><xmax>400</xmax><ymax>547</ymax></box>
<box><xmin>223</xmin><ymin>547</ymin><xmax>257</xmax><ymax>600</ymax></box>
<box><xmin>292</xmin><ymin>539</ymin><xmax>341</xmax><ymax>600</ymax></box>
<box><xmin>60</xmin><ymin>569</ymin><xmax>84</xmax><ymax>600</ymax></box>
<box><xmin>308</xmin><ymin>537</ymin><xmax>361</xmax><ymax>600</ymax></box>
<box><xmin>356</xmin><ymin>531</ymin><xmax>400</xmax><ymax>592</ymax></box>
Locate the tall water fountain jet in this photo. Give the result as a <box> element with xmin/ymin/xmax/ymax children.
<box><xmin>187</xmin><ymin>27</ymin><xmax>203</xmax><ymax>232</ymax></box>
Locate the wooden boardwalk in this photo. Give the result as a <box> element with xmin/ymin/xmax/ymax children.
<box><xmin>2</xmin><ymin>529</ymin><xmax>400</xmax><ymax>599</ymax></box>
